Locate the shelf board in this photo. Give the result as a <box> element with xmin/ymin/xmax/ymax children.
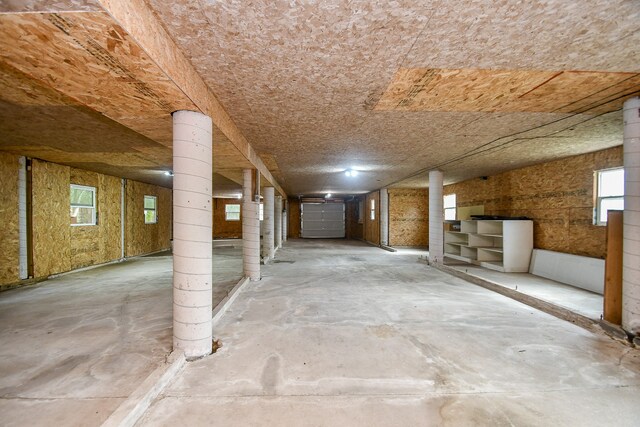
<box><xmin>445</xmin><ymin>242</ymin><xmax>468</xmax><ymax>247</ymax></box>
<box><xmin>445</xmin><ymin>253</ymin><xmax>473</xmax><ymax>263</ymax></box>
<box><xmin>480</xmin><ymin>261</ymin><xmax>505</xmax><ymax>272</ymax></box>
<box><xmin>479</xmin><ymin>233</ymin><xmax>503</xmax><ymax>237</ymax></box>
<box><xmin>478</xmin><ymin>247</ymin><xmax>504</xmax><ymax>253</ymax></box>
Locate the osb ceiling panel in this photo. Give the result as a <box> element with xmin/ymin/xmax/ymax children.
<box><xmin>0</xmin><ymin>59</ymin><xmax>253</xmax><ymax>189</ymax></box>
<box><xmin>394</xmin><ymin>111</ymin><xmax>624</xmax><ymax>188</ymax></box>
<box><xmin>403</xmin><ymin>0</ymin><xmax>640</xmax><ymax>72</ymax></box>
<box><xmin>0</xmin><ymin>10</ymin><xmax>258</xmax><ymax>191</ymax></box>
<box><xmin>376</xmin><ymin>69</ymin><xmax>640</xmax><ymax>113</ymax></box>
<box><xmin>147</xmin><ymin>0</ymin><xmax>639</xmax><ymax>194</ymax></box>
<box><xmin>0</xmin><ymin>11</ymin><xmax>194</xmax><ymax>147</ymax></box>
<box><xmin>0</xmin><ymin>0</ymin><xmax>101</xmax><ymax>13</ymax></box>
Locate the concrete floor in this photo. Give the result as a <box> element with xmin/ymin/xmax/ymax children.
<box><xmin>140</xmin><ymin>239</ymin><xmax>640</xmax><ymax>427</ymax></box>
<box><xmin>0</xmin><ymin>246</ymin><xmax>242</xmax><ymax>427</ymax></box>
<box><xmin>445</xmin><ymin>263</ymin><xmax>603</xmax><ymax>320</ymax></box>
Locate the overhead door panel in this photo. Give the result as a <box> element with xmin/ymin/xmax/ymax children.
<box><xmin>301</xmin><ymin>203</ymin><xmax>345</xmax><ymax>238</ymax></box>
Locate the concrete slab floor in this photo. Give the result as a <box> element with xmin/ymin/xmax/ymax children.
<box><xmin>445</xmin><ymin>262</ymin><xmax>603</xmax><ymax>320</ymax></box>
<box><xmin>0</xmin><ymin>246</ymin><xmax>242</xmax><ymax>427</ymax></box>
<box><xmin>140</xmin><ymin>239</ymin><xmax>640</xmax><ymax>427</ymax></box>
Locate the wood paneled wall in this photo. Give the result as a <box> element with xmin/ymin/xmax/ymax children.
<box><xmin>287</xmin><ymin>198</ymin><xmax>301</xmax><ymax>238</ymax></box>
<box><xmin>1</xmin><ymin>157</ymin><xmax>171</xmax><ymax>286</ymax></box>
<box><xmin>364</xmin><ymin>191</ymin><xmax>380</xmax><ymax>245</ymax></box>
<box><xmin>444</xmin><ymin>146</ymin><xmax>623</xmax><ymax>258</ymax></box>
<box><xmin>213</xmin><ymin>198</ymin><xmax>242</xmax><ymax>239</ymax></box>
<box><xmin>388</xmin><ymin>188</ymin><xmax>428</xmax><ymax>246</ymax></box>
<box><xmin>32</xmin><ymin>159</ymin><xmax>71</xmax><ymax>278</ymax></box>
<box><xmin>29</xmin><ymin>160</ymin><xmax>125</xmax><ymax>278</ymax></box>
<box><xmin>0</xmin><ymin>153</ymin><xmax>20</xmax><ymax>285</ymax></box>
<box><xmin>346</xmin><ymin>198</ymin><xmax>364</xmax><ymax>240</ymax></box>
<box><xmin>69</xmin><ymin>168</ymin><xmax>121</xmax><ymax>270</ymax></box>
<box><xmin>125</xmin><ymin>180</ymin><xmax>171</xmax><ymax>257</ymax></box>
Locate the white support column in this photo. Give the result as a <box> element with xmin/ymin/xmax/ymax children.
<box><xmin>262</xmin><ymin>187</ymin><xmax>275</xmax><ymax>263</ymax></box>
<box><xmin>283</xmin><ymin>199</ymin><xmax>288</xmax><ymax>242</ymax></box>
<box><xmin>623</xmin><ymin>96</ymin><xmax>640</xmax><ymax>335</ymax></box>
<box><xmin>172</xmin><ymin>110</ymin><xmax>213</xmax><ymax>359</ymax></box>
<box><xmin>18</xmin><ymin>156</ymin><xmax>28</xmax><ymax>280</ymax></box>
<box><xmin>429</xmin><ymin>170</ymin><xmax>444</xmax><ymax>264</ymax></box>
<box><xmin>380</xmin><ymin>188</ymin><xmax>389</xmax><ymax>246</ymax></box>
<box><xmin>275</xmin><ymin>195</ymin><xmax>283</xmax><ymax>250</ymax></box>
<box><xmin>243</xmin><ymin>169</ymin><xmax>260</xmax><ymax>281</ymax></box>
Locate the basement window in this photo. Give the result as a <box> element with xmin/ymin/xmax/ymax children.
<box><xmin>144</xmin><ymin>195</ymin><xmax>157</xmax><ymax>224</ymax></box>
<box><xmin>70</xmin><ymin>184</ymin><xmax>96</xmax><ymax>226</ymax></box>
<box><xmin>370</xmin><ymin>199</ymin><xmax>375</xmax><ymax>221</ymax></box>
<box><xmin>444</xmin><ymin>194</ymin><xmax>456</xmax><ymax>220</ymax></box>
<box><xmin>259</xmin><ymin>203</ymin><xmax>264</xmax><ymax>221</ymax></box>
<box><xmin>595</xmin><ymin>168</ymin><xmax>624</xmax><ymax>225</ymax></box>
<box><xmin>226</xmin><ymin>204</ymin><xmax>241</xmax><ymax>221</ymax></box>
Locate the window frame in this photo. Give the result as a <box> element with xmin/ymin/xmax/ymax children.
<box><xmin>70</xmin><ymin>184</ymin><xmax>97</xmax><ymax>226</ymax></box>
<box><xmin>144</xmin><ymin>195</ymin><xmax>158</xmax><ymax>224</ymax></box>
<box><xmin>594</xmin><ymin>167</ymin><xmax>624</xmax><ymax>226</ymax></box>
<box><xmin>225</xmin><ymin>203</ymin><xmax>241</xmax><ymax>221</ymax></box>
<box><xmin>444</xmin><ymin>194</ymin><xmax>456</xmax><ymax>221</ymax></box>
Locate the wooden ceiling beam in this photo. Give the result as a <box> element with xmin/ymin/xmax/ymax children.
<box><xmin>96</xmin><ymin>0</ymin><xmax>286</xmax><ymax>197</ymax></box>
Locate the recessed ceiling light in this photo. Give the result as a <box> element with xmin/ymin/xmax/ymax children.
<box><xmin>345</xmin><ymin>169</ymin><xmax>359</xmax><ymax>177</ymax></box>
<box><xmin>164</xmin><ymin>171</ymin><xmax>174</xmax><ymax>176</ymax></box>
<box><xmin>326</xmin><ymin>193</ymin><xmax>332</xmax><ymax>198</ymax></box>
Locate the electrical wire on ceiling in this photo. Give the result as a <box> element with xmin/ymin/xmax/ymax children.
<box><xmin>386</xmin><ymin>84</ymin><xmax>640</xmax><ymax>187</ymax></box>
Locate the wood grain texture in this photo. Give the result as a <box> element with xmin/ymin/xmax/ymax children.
<box><xmin>125</xmin><ymin>179</ymin><xmax>171</xmax><ymax>257</ymax></box>
<box><xmin>32</xmin><ymin>159</ymin><xmax>71</xmax><ymax>278</ymax></box>
<box><xmin>604</xmin><ymin>211</ymin><xmax>623</xmax><ymax>325</ymax></box>
<box><xmin>145</xmin><ymin>0</ymin><xmax>639</xmax><ymax>195</ymax></box>
<box><xmin>287</xmin><ymin>198</ymin><xmax>301</xmax><ymax>239</ymax></box>
<box><xmin>444</xmin><ymin>146</ymin><xmax>623</xmax><ymax>258</ymax></box>
<box><xmin>0</xmin><ymin>152</ymin><xmax>20</xmax><ymax>285</ymax></box>
<box><xmin>69</xmin><ymin>168</ymin><xmax>100</xmax><ymax>269</ymax></box>
<box><xmin>388</xmin><ymin>189</ymin><xmax>428</xmax><ymax>247</ymax></box>
<box><xmin>97</xmin><ymin>0</ymin><xmax>285</xmax><ymax>196</ymax></box>
<box><xmin>213</xmin><ymin>198</ymin><xmax>242</xmax><ymax>239</ymax></box>
<box><xmin>345</xmin><ymin>198</ymin><xmax>363</xmax><ymax>240</ymax></box>
<box><xmin>69</xmin><ymin>168</ymin><xmax>122</xmax><ymax>269</ymax></box>
<box><xmin>364</xmin><ymin>191</ymin><xmax>380</xmax><ymax>245</ymax></box>
<box><xmin>376</xmin><ymin>68</ymin><xmax>640</xmax><ymax>113</ymax></box>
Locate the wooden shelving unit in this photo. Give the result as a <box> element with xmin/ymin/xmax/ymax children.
<box><xmin>444</xmin><ymin>220</ymin><xmax>533</xmax><ymax>272</ymax></box>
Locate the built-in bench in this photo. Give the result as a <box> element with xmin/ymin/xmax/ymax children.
<box><xmin>529</xmin><ymin>249</ymin><xmax>604</xmax><ymax>295</ymax></box>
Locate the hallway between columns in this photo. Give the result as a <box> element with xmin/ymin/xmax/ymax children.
<box><xmin>140</xmin><ymin>239</ymin><xmax>640</xmax><ymax>427</ymax></box>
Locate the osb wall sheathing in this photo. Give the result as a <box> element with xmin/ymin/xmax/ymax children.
<box><xmin>364</xmin><ymin>191</ymin><xmax>380</xmax><ymax>246</ymax></box>
<box><xmin>213</xmin><ymin>198</ymin><xmax>242</xmax><ymax>239</ymax></box>
<box><xmin>0</xmin><ymin>152</ymin><xmax>20</xmax><ymax>285</ymax></box>
<box><xmin>32</xmin><ymin>159</ymin><xmax>71</xmax><ymax>278</ymax></box>
<box><xmin>125</xmin><ymin>180</ymin><xmax>171</xmax><ymax>257</ymax></box>
<box><xmin>69</xmin><ymin>168</ymin><xmax>121</xmax><ymax>269</ymax></box>
<box><xmin>345</xmin><ymin>198</ymin><xmax>363</xmax><ymax>240</ymax></box>
<box><xmin>444</xmin><ymin>146</ymin><xmax>623</xmax><ymax>258</ymax></box>
<box><xmin>287</xmin><ymin>198</ymin><xmax>301</xmax><ymax>238</ymax></box>
<box><xmin>388</xmin><ymin>189</ymin><xmax>428</xmax><ymax>247</ymax></box>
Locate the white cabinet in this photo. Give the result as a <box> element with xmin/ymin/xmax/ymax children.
<box><xmin>444</xmin><ymin>220</ymin><xmax>533</xmax><ymax>272</ymax></box>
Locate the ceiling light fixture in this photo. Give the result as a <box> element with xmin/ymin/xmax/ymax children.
<box><xmin>164</xmin><ymin>171</ymin><xmax>174</xmax><ymax>176</ymax></box>
<box><xmin>326</xmin><ymin>193</ymin><xmax>332</xmax><ymax>198</ymax></box>
<box><xmin>345</xmin><ymin>169</ymin><xmax>359</xmax><ymax>177</ymax></box>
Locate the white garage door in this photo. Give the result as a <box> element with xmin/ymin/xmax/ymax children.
<box><xmin>301</xmin><ymin>203</ymin><xmax>345</xmax><ymax>238</ymax></box>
